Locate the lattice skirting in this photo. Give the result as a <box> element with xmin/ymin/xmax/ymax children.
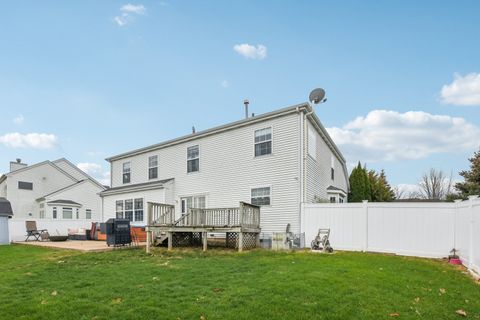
<box><xmin>226</xmin><ymin>232</ymin><xmax>258</xmax><ymax>250</ymax></box>
<box><xmin>172</xmin><ymin>232</ymin><xmax>202</xmax><ymax>247</ymax></box>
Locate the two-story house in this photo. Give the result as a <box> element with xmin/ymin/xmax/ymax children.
<box><xmin>0</xmin><ymin>158</ymin><xmax>105</xmax><ymax>222</ymax></box>
<box><xmin>100</xmin><ymin>102</ymin><xmax>348</xmax><ymax>234</ymax></box>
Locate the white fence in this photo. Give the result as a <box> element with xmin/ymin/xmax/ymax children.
<box><xmin>301</xmin><ymin>196</ymin><xmax>480</xmax><ymax>275</ymax></box>
<box><xmin>8</xmin><ymin>219</ymin><xmax>100</xmax><ymax>242</ymax></box>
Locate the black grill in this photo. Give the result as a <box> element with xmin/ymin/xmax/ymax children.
<box><xmin>105</xmin><ymin>218</ymin><xmax>131</xmax><ymax>246</ymax></box>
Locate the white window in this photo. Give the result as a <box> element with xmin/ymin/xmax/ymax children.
<box><xmin>254</xmin><ymin>127</ymin><xmax>272</xmax><ymax>157</ymax></box>
<box><xmin>251</xmin><ymin>187</ymin><xmax>271</xmax><ymax>206</ymax></box>
<box><xmin>53</xmin><ymin>207</ymin><xmax>58</xmax><ymax>219</ymax></box>
<box><xmin>76</xmin><ymin>208</ymin><xmax>79</xmax><ymax>219</ymax></box>
<box><xmin>86</xmin><ymin>209</ymin><xmax>92</xmax><ymax>219</ymax></box>
<box><xmin>116</xmin><ymin>200</ymin><xmax>124</xmax><ymax>219</ymax></box>
<box><xmin>181</xmin><ymin>195</ymin><xmax>206</xmax><ymax>214</ymax></box>
<box><xmin>330</xmin><ymin>197</ymin><xmax>336</xmax><ymax>203</ymax></box>
<box><xmin>18</xmin><ymin>181</ymin><xmax>33</xmax><ymax>190</ymax></box>
<box><xmin>134</xmin><ymin>198</ymin><xmax>144</xmax><ymax>222</ymax></box>
<box><xmin>125</xmin><ymin>199</ymin><xmax>133</xmax><ymax>221</ymax></box>
<box><xmin>62</xmin><ymin>207</ymin><xmax>73</xmax><ymax>219</ymax></box>
<box><xmin>339</xmin><ymin>197</ymin><xmax>344</xmax><ymax>203</ymax></box>
<box><xmin>308</xmin><ymin>126</ymin><xmax>317</xmax><ymax>159</ymax></box>
<box><xmin>187</xmin><ymin>145</ymin><xmax>199</xmax><ymax>173</ymax></box>
<box><xmin>39</xmin><ymin>203</ymin><xmax>45</xmax><ymax>219</ymax></box>
<box><xmin>148</xmin><ymin>155</ymin><xmax>158</xmax><ymax>180</ymax></box>
<box><xmin>123</xmin><ymin>162</ymin><xmax>131</xmax><ymax>184</ymax></box>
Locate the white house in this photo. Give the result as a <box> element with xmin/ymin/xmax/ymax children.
<box><xmin>101</xmin><ymin>103</ymin><xmax>349</xmax><ymax>235</ymax></box>
<box><xmin>0</xmin><ymin>158</ymin><xmax>105</xmax><ymax>224</ymax></box>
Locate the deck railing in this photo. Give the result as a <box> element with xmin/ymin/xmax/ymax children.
<box><xmin>174</xmin><ymin>201</ymin><xmax>260</xmax><ymax>229</ymax></box>
<box><xmin>147</xmin><ymin>202</ymin><xmax>175</xmax><ymax>226</ymax></box>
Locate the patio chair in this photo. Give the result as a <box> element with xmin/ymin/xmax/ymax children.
<box><xmin>25</xmin><ymin>221</ymin><xmax>49</xmax><ymax>241</ymax></box>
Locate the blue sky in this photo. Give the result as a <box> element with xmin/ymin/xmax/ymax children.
<box><xmin>1</xmin><ymin>1</ymin><xmax>479</xmax><ymax>191</ymax></box>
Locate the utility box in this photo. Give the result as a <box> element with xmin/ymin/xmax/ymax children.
<box><xmin>0</xmin><ymin>198</ymin><xmax>13</xmax><ymax>245</ymax></box>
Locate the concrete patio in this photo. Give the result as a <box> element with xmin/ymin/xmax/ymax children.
<box><xmin>15</xmin><ymin>240</ymin><xmax>145</xmax><ymax>252</ymax></box>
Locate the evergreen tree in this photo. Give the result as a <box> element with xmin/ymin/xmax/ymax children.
<box><xmin>455</xmin><ymin>148</ymin><xmax>480</xmax><ymax>198</ymax></box>
<box><xmin>367</xmin><ymin>169</ymin><xmax>395</xmax><ymax>202</ymax></box>
<box><xmin>348</xmin><ymin>162</ymin><xmax>372</xmax><ymax>202</ymax></box>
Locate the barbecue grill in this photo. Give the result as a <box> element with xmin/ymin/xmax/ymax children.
<box><xmin>105</xmin><ymin>218</ymin><xmax>131</xmax><ymax>247</ymax></box>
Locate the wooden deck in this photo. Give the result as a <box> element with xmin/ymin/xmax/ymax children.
<box><xmin>146</xmin><ymin>202</ymin><xmax>261</xmax><ymax>252</ymax></box>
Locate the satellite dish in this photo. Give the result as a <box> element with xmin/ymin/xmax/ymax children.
<box><xmin>309</xmin><ymin>88</ymin><xmax>326</xmax><ymax>104</ymax></box>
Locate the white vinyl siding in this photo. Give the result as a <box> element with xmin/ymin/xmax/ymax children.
<box><xmin>108</xmin><ymin>112</ymin><xmax>301</xmax><ymax>233</ymax></box>
<box><xmin>305</xmin><ymin>118</ymin><xmax>348</xmax><ymax>203</ymax></box>
<box><xmin>308</xmin><ymin>126</ymin><xmax>316</xmax><ymax>160</ymax></box>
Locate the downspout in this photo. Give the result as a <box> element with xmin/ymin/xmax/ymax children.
<box><xmin>298</xmin><ymin>106</ymin><xmax>306</xmax><ymax>236</ymax></box>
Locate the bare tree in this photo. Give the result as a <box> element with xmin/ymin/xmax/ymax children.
<box><xmin>418</xmin><ymin>168</ymin><xmax>453</xmax><ymax>200</ymax></box>
<box><xmin>393</xmin><ymin>186</ymin><xmax>406</xmax><ymax>199</ymax></box>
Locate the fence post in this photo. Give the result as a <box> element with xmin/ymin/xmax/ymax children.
<box><xmin>468</xmin><ymin>195</ymin><xmax>478</xmax><ymax>270</ymax></box>
<box><xmin>363</xmin><ymin>200</ymin><xmax>369</xmax><ymax>252</ymax></box>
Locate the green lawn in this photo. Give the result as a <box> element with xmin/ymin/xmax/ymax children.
<box><xmin>0</xmin><ymin>245</ymin><xmax>479</xmax><ymax>319</ymax></box>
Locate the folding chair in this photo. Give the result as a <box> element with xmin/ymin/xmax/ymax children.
<box><xmin>25</xmin><ymin>221</ymin><xmax>49</xmax><ymax>241</ymax></box>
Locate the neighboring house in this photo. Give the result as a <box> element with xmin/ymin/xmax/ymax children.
<box><xmin>0</xmin><ymin>158</ymin><xmax>106</xmax><ymax>221</ymax></box>
<box><xmin>101</xmin><ymin>103</ymin><xmax>349</xmax><ymax>234</ymax></box>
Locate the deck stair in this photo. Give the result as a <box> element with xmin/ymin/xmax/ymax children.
<box><xmin>146</xmin><ymin>201</ymin><xmax>261</xmax><ymax>252</ymax></box>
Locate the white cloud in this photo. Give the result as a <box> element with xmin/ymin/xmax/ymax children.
<box><xmin>233</xmin><ymin>44</ymin><xmax>267</xmax><ymax>60</ymax></box>
<box><xmin>13</xmin><ymin>114</ymin><xmax>24</xmax><ymax>125</ymax></box>
<box><xmin>441</xmin><ymin>73</ymin><xmax>480</xmax><ymax>106</ymax></box>
<box><xmin>121</xmin><ymin>4</ymin><xmax>146</xmax><ymax>14</ymax></box>
<box><xmin>221</xmin><ymin>80</ymin><xmax>230</xmax><ymax>88</ymax></box>
<box><xmin>326</xmin><ymin>110</ymin><xmax>480</xmax><ymax>163</ymax></box>
<box><xmin>394</xmin><ymin>184</ymin><xmax>422</xmax><ymax>199</ymax></box>
<box><xmin>77</xmin><ymin>162</ymin><xmax>111</xmax><ymax>186</ymax></box>
<box><xmin>114</xmin><ymin>4</ymin><xmax>146</xmax><ymax>26</ymax></box>
<box><xmin>0</xmin><ymin>133</ymin><xmax>58</xmax><ymax>149</ymax></box>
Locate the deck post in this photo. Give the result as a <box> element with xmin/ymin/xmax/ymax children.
<box><xmin>238</xmin><ymin>232</ymin><xmax>244</xmax><ymax>252</ymax></box>
<box><xmin>167</xmin><ymin>232</ymin><xmax>173</xmax><ymax>251</ymax></box>
<box><xmin>146</xmin><ymin>226</ymin><xmax>151</xmax><ymax>254</ymax></box>
<box><xmin>202</xmin><ymin>231</ymin><xmax>208</xmax><ymax>251</ymax></box>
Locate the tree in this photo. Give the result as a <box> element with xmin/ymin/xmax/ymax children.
<box><xmin>455</xmin><ymin>148</ymin><xmax>480</xmax><ymax>198</ymax></box>
<box><xmin>418</xmin><ymin>168</ymin><xmax>453</xmax><ymax>200</ymax></box>
<box><xmin>348</xmin><ymin>162</ymin><xmax>372</xmax><ymax>202</ymax></box>
<box><xmin>369</xmin><ymin>169</ymin><xmax>395</xmax><ymax>202</ymax></box>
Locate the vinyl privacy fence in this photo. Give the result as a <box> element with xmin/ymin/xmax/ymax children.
<box><xmin>301</xmin><ymin>196</ymin><xmax>480</xmax><ymax>275</ymax></box>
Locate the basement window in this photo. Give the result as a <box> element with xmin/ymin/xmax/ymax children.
<box><xmin>251</xmin><ymin>187</ymin><xmax>271</xmax><ymax>206</ymax></box>
<box><xmin>187</xmin><ymin>145</ymin><xmax>199</xmax><ymax>173</ymax></box>
<box><xmin>254</xmin><ymin>127</ymin><xmax>272</xmax><ymax>157</ymax></box>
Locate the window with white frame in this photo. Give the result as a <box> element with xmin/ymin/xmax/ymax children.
<box><xmin>308</xmin><ymin>126</ymin><xmax>317</xmax><ymax>159</ymax></box>
<box><xmin>53</xmin><ymin>207</ymin><xmax>57</xmax><ymax>219</ymax></box>
<box><xmin>123</xmin><ymin>162</ymin><xmax>131</xmax><ymax>184</ymax></box>
<box><xmin>330</xmin><ymin>197</ymin><xmax>336</xmax><ymax>203</ymax></box>
<box><xmin>116</xmin><ymin>200</ymin><xmax>124</xmax><ymax>219</ymax></box>
<box><xmin>254</xmin><ymin>127</ymin><xmax>272</xmax><ymax>157</ymax></box>
<box><xmin>251</xmin><ymin>187</ymin><xmax>271</xmax><ymax>206</ymax></box>
<box><xmin>62</xmin><ymin>207</ymin><xmax>73</xmax><ymax>219</ymax></box>
<box><xmin>86</xmin><ymin>209</ymin><xmax>92</xmax><ymax>219</ymax></box>
<box><xmin>148</xmin><ymin>155</ymin><xmax>158</xmax><ymax>180</ymax></box>
<box><xmin>125</xmin><ymin>199</ymin><xmax>133</xmax><ymax>221</ymax></box>
<box><xmin>18</xmin><ymin>181</ymin><xmax>33</xmax><ymax>190</ymax></box>
<box><xmin>39</xmin><ymin>203</ymin><xmax>45</xmax><ymax>219</ymax></box>
<box><xmin>181</xmin><ymin>195</ymin><xmax>206</xmax><ymax>214</ymax></box>
<box><xmin>134</xmin><ymin>198</ymin><xmax>144</xmax><ymax>221</ymax></box>
<box><xmin>339</xmin><ymin>197</ymin><xmax>344</xmax><ymax>203</ymax></box>
<box><xmin>187</xmin><ymin>145</ymin><xmax>199</xmax><ymax>173</ymax></box>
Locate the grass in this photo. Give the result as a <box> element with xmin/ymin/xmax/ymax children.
<box><xmin>0</xmin><ymin>245</ymin><xmax>479</xmax><ymax>320</ymax></box>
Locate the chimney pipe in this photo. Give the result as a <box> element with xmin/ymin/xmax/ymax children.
<box><xmin>16</xmin><ymin>158</ymin><xmax>21</xmax><ymax>163</ymax></box>
<box><xmin>192</xmin><ymin>126</ymin><xmax>196</xmax><ymax>134</ymax></box>
<box><xmin>243</xmin><ymin>99</ymin><xmax>249</xmax><ymax>119</ymax></box>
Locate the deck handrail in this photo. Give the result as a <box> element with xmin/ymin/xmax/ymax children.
<box><xmin>147</xmin><ymin>202</ymin><xmax>175</xmax><ymax>226</ymax></box>
<box><xmin>174</xmin><ymin>202</ymin><xmax>260</xmax><ymax>228</ymax></box>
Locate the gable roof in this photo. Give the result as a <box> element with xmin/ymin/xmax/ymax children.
<box><xmin>1</xmin><ymin>160</ymin><xmax>78</xmax><ymax>183</ymax></box>
<box><xmin>47</xmin><ymin>199</ymin><xmax>82</xmax><ymax>206</ymax></box>
<box><xmin>51</xmin><ymin>158</ymin><xmax>106</xmax><ymax>189</ymax></box>
<box><xmin>36</xmin><ymin>179</ymin><xmax>103</xmax><ymax>201</ymax></box>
